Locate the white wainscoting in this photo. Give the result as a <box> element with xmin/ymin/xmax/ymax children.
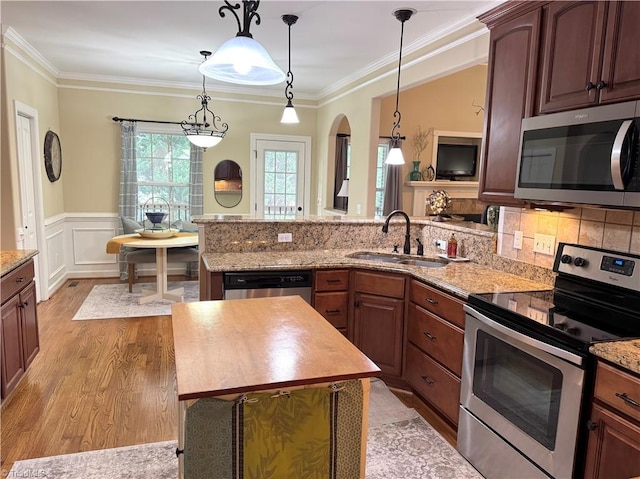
<box><xmin>43</xmin><ymin>213</ymin><xmax>199</xmax><ymax>297</ymax></box>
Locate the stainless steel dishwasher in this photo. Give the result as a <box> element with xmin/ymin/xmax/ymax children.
<box><xmin>223</xmin><ymin>270</ymin><xmax>313</xmax><ymax>303</ymax></box>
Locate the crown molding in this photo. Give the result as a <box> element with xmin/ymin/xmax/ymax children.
<box><xmin>4</xmin><ymin>26</ymin><xmax>59</xmax><ymax>78</ymax></box>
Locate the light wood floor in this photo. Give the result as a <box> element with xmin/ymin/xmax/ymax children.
<box><xmin>1</xmin><ymin>277</ymin><xmax>455</xmax><ymax>474</ymax></box>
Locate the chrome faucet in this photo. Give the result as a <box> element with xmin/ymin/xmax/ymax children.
<box><xmin>382</xmin><ymin>210</ymin><xmax>411</xmax><ymax>254</ymax></box>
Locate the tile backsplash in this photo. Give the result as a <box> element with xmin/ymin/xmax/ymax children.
<box><xmin>497</xmin><ymin>206</ymin><xmax>640</xmax><ymax>268</ymax></box>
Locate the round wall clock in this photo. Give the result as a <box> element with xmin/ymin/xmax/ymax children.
<box><xmin>44</xmin><ymin>130</ymin><xmax>62</xmax><ymax>182</ymax></box>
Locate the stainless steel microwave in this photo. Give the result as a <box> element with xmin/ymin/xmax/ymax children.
<box><xmin>514</xmin><ymin>100</ymin><xmax>640</xmax><ymax>208</ymax></box>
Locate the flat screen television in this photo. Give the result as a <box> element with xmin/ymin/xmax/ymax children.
<box><xmin>436</xmin><ymin>144</ymin><xmax>478</xmax><ymax>179</ymax></box>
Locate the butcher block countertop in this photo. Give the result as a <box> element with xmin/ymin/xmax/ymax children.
<box><xmin>590</xmin><ymin>340</ymin><xmax>640</xmax><ymax>375</ymax></box>
<box><xmin>171</xmin><ymin>296</ymin><xmax>380</xmax><ymax>401</ymax></box>
<box><xmin>0</xmin><ymin>250</ymin><xmax>38</xmax><ymax>277</ymax></box>
<box><xmin>201</xmin><ymin>249</ymin><xmax>552</xmax><ymax>299</ymax></box>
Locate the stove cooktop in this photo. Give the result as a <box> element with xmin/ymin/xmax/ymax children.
<box><xmin>467</xmin><ymin>243</ymin><xmax>640</xmax><ymax>351</ymax></box>
<box><xmin>468</xmin><ymin>289</ymin><xmax>638</xmax><ymax>350</ymax></box>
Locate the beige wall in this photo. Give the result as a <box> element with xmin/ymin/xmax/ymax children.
<box><xmin>315</xmin><ymin>28</ymin><xmax>491</xmax><ymax>217</ymax></box>
<box><xmin>2</xmin><ymin>36</ymin><xmax>61</xmax><ymax>249</ymax></box>
<box><xmin>379</xmin><ymin>64</ymin><xmax>487</xmax><ymax>212</ymax></box>
<box><xmin>57</xmin><ymin>86</ymin><xmax>317</xmax><ymax>215</ymax></box>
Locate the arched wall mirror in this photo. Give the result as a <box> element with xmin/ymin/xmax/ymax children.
<box><xmin>214</xmin><ymin>160</ymin><xmax>242</xmax><ymax>208</ymax></box>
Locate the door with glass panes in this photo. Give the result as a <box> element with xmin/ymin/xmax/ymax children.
<box><xmin>252</xmin><ymin>136</ymin><xmax>310</xmax><ymax>218</ymax></box>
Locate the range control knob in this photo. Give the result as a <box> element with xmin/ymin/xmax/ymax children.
<box><xmin>573</xmin><ymin>257</ymin><xmax>588</xmax><ymax>267</ymax></box>
<box><xmin>560</xmin><ymin>254</ymin><xmax>572</xmax><ymax>264</ymax></box>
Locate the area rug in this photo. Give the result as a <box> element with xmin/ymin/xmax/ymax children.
<box><xmin>72</xmin><ymin>281</ymin><xmax>199</xmax><ymax>320</ymax></box>
<box><xmin>9</xmin><ymin>380</ymin><xmax>481</xmax><ymax>479</ymax></box>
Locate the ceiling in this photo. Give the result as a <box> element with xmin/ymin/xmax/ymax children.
<box><xmin>2</xmin><ymin>1</ymin><xmax>503</xmax><ymax>99</ymax></box>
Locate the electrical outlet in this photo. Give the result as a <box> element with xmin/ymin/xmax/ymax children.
<box><xmin>277</xmin><ymin>233</ymin><xmax>292</xmax><ymax>243</ymax></box>
<box><xmin>356</xmin><ymin>204</ymin><xmax>361</xmax><ymax>215</ymax></box>
<box><xmin>513</xmin><ymin>230</ymin><xmax>523</xmax><ymax>250</ymax></box>
<box><xmin>533</xmin><ymin>233</ymin><xmax>556</xmax><ymax>256</ymax></box>
<box><xmin>435</xmin><ymin>240</ymin><xmax>447</xmax><ymax>251</ymax></box>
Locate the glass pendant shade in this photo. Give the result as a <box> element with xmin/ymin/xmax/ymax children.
<box><xmin>185</xmin><ymin>133</ymin><xmax>224</xmax><ymax>148</ymax></box>
<box><xmin>385</xmin><ymin>146</ymin><xmax>405</xmax><ymax>165</ymax></box>
<box><xmin>280</xmin><ymin>100</ymin><xmax>299</xmax><ymax>124</ymax></box>
<box><xmin>199</xmin><ymin>36</ymin><xmax>285</xmax><ymax>85</ymax></box>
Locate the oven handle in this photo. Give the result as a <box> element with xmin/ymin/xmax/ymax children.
<box><xmin>464</xmin><ymin>305</ymin><xmax>584</xmax><ymax>367</ymax></box>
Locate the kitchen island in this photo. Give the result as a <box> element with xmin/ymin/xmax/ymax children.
<box><xmin>172</xmin><ymin>295</ymin><xmax>380</xmax><ymax>479</ymax></box>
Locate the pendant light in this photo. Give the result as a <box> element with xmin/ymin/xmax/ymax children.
<box><xmin>182</xmin><ymin>51</ymin><xmax>229</xmax><ymax>149</ymax></box>
<box><xmin>199</xmin><ymin>1</ymin><xmax>285</xmax><ymax>86</ymax></box>
<box><xmin>385</xmin><ymin>8</ymin><xmax>415</xmax><ymax>165</ymax></box>
<box><xmin>280</xmin><ymin>14</ymin><xmax>299</xmax><ymax>124</ymax></box>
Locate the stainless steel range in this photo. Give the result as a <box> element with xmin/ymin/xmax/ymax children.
<box><xmin>458</xmin><ymin>243</ymin><xmax>640</xmax><ymax>479</ymax></box>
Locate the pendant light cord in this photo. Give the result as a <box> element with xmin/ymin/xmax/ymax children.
<box><xmin>282</xmin><ymin>15</ymin><xmax>298</xmax><ymax>103</ymax></box>
<box><xmin>390</xmin><ymin>9</ymin><xmax>414</xmax><ymax>143</ymax></box>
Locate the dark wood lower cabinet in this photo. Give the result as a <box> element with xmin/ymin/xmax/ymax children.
<box><xmin>405</xmin><ymin>342</ymin><xmax>460</xmax><ymax>426</ymax></box>
<box><xmin>583</xmin><ymin>403</ymin><xmax>640</xmax><ymax>479</ymax></box>
<box><xmin>1</xmin><ymin>259</ymin><xmax>39</xmax><ymax>400</ymax></box>
<box><xmin>353</xmin><ymin>292</ymin><xmax>404</xmax><ymax>377</ymax></box>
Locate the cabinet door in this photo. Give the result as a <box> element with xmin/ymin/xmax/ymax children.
<box><xmin>478</xmin><ymin>8</ymin><xmax>541</xmax><ymax>205</ymax></box>
<box><xmin>20</xmin><ymin>283</ymin><xmax>39</xmax><ymax>368</ymax></box>
<box><xmin>1</xmin><ymin>295</ymin><xmax>25</xmax><ymax>398</ymax></box>
<box><xmin>538</xmin><ymin>1</ymin><xmax>607</xmax><ymax>113</ymax></box>
<box><xmin>599</xmin><ymin>1</ymin><xmax>640</xmax><ymax>104</ymax></box>
<box><xmin>353</xmin><ymin>292</ymin><xmax>403</xmax><ymax>377</ymax></box>
<box><xmin>584</xmin><ymin>403</ymin><xmax>640</xmax><ymax>479</ymax></box>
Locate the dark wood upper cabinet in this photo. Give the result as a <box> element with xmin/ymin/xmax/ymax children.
<box><xmin>477</xmin><ymin>0</ymin><xmax>640</xmax><ymax>205</ymax></box>
<box><xmin>478</xmin><ymin>4</ymin><xmax>542</xmax><ymax>205</ymax></box>
<box><xmin>539</xmin><ymin>1</ymin><xmax>640</xmax><ymax>113</ymax></box>
<box><xmin>599</xmin><ymin>1</ymin><xmax>640</xmax><ymax>104</ymax></box>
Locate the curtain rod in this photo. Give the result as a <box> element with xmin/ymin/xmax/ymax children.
<box><xmin>337</xmin><ymin>134</ymin><xmax>406</xmax><ymax>140</ymax></box>
<box><xmin>112</xmin><ymin>116</ymin><xmax>203</xmax><ymax>127</ymax></box>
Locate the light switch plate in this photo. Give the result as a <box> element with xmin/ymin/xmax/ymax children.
<box><xmin>277</xmin><ymin>233</ymin><xmax>293</xmax><ymax>242</ymax></box>
<box><xmin>533</xmin><ymin>233</ymin><xmax>556</xmax><ymax>256</ymax></box>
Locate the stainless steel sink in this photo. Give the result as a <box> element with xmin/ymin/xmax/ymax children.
<box><xmin>346</xmin><ymin>252</ymin><xmax>403</xmax><ymax>263</ymax></box>
<box><xmin>347</xmin><ymin>252</ymin><xmax>448</xmax><ymax>267</ymax></box>
<box><xmin>397</xmin><ymin>258</ymin><xmax>447</xmax><ymax>268</ymax></box>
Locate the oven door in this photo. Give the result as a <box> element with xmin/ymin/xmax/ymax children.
<box><xmin>459</xmin><ymin>305</ymin><xmax>585</xmax><ymax>479</ymax></box>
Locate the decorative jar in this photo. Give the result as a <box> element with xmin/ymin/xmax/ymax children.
<box><xmin>410</xmin><ymin>161</ymin><xmax>423</xmax><ymax>181</ymax></box>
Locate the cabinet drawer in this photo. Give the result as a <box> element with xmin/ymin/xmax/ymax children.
<box><xmin>409</xmin><ymin>279</ymin><xmax>465</xmax><ymax>328</ymax></box>
<box><xmin>315</xmin><ymin>269</ymin><xmax>349</xmax><ymax>292</ymax></box>
<box><xmin>407</xmin><ymin>303</ymin><xmax>463</xmax><ymax>377</ymax></box>
<box><xmin>353</xmin><ymin>270</ymin><xmax>405</xmax><ymax>299</ymax></box>
<box><xmin>594</xmin><ymin>361</ymin><xmax>640</xmax><ymax>423</ymax></box>
<box><xmin>405</xmin><ymin>342</ymin><xmax>460</xmax><ymax>426</ymax></box>
<box><xmin>1</xmin><ymin>260</ymin><xmax>34</xmax><ymax>305</ymax></box>
<box><xmin>314</xmin><ymin>292</ymin><xmax>348</xmax><ymax>329</ymax></box>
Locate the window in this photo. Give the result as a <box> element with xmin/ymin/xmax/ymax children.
<box><xmin>136</xmin><ymin>130</ymin><xmax>192</xmax><ymax>221</ymax></box>
<box><xmin>375</xmin><ymin>142</ymin><xmax>389</xmax><ymax>217</ymax></box>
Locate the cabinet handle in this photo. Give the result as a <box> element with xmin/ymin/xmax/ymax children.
<box><xmin>585</xmin><ymin>82</ymin><xmax>596</xmax><ymax>91</ymax></box>
<box><xmin>615</xmin><ymin>392</ymin><xmax>640</xmax><ymax>408</ymax></box>
<box><xmin>423</xmin><ymin>331</ymin><xmax>436</xmax><ymax>341</ymax></box>
<box><xmin>354</xmin><ymin>301</ymin><xmax>360</xmax><ymax>308</ymax></box>
<box><xmin>325</xmin><ymin>309</ymin><xmax>341</xmax><ymax>315</ymax></box>
<box><xmin>326</xmin><ymin>279</ymin><xmax>342</xmax><ymax>284</ymax></box>
<box><xmin>596</xmin><ymin>80</ymin><xmax>607</xmax><ymax>90</ymax></box>
<box><xmin>16</xmin><ymin>276</ymin><xmax>26</xmax><ymax>283</ymax></box>
<box><xmin>425</xmin><ymin>297</ymin><xmax>438</xmax><ymax>305</ymax></box>
<box><xmin>586</xmin><ymin>420</ymin><xmax>599</xmax><ymax>431</ymax></box>
<box><xmin>421</xmin><ymin>376</ymin><xmax>435</xmax><ymax>385</ymax></box>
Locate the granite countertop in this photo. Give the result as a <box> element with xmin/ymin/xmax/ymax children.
<box><xmin>201</xmin><ymin>249</ymin><xmax>551</xmax><ymax>299</ymax></box>
<box><xmin>1</xmin><ymin>250</ymin><xmax>39</xmax><ymax>277</ymax></box>
<box><xmin>590</xmin><ymin>340</ymin><xmax>640</xmax><ymax>375</ymax></box>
